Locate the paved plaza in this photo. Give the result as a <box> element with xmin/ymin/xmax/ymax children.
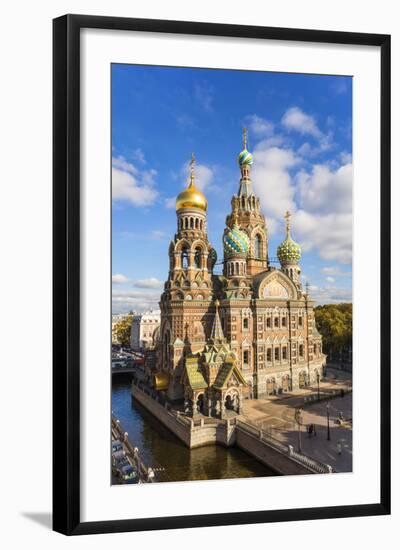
<box><xmin>240</xmin><ymin>368</ymin><xmax>353</xmax><ymax>473</ymax></box>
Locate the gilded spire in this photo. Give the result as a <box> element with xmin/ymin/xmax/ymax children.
<box><xmin>189</xmin><ymin>152</ymin><xmax>195</xmax><ymax>187</ymax></box>
<box><xmin>243</xmin><ymin>127</ymin><xmax>248</xmax><ymax>150</ymax></box>
<box><xmin>284</xmin><ymin>210</ymin><xmax>291</xmax><ymax>238</ymax></box>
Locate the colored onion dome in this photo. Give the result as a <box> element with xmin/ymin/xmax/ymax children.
<box><xmin>223</xmin><ymin>223</ymin><xmax>250</xmax><ymax>258</ymax></box>
<box><xmin>277</xmin><ymin>211</ymin><xmax>302</xmax><ymax>264</ymax></box>
<box><xmin>176</xmin><ymin>153</ymin><xmax>208</xmax><ymax>212</ymax></box>
<box><xmin>237</xmin><ymin>127</ymin><xmax>253</xmax><ymax>166</ymax></box>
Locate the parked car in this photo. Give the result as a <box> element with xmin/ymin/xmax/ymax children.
<box><xmin>112</xmin><ymin>450</ymin><xmax>129</xmax><ymax>467</ymax></box>
<box><xmin>117</xmin><ymin>464</ymin><xmax>139</xmax><ymax>483</ymax></box>
<box><xmin>112</xmin><ymin>440</ymin><xmax>123</xmax><ymax>453</ymax></box>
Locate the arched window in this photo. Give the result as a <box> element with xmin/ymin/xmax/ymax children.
<box><xmin>181</xmin><ymin>247</ymin><xmax>189</xmax><ymax>269</ymax></box>
<box><xmin>194</xmin><ymin>246</ymin><xmax>202</xmax><ymax>269</ymax></box>
<box><xmin>195</xmin><ymin>218</ymin><xmax>199</xmax><ymax>229</ymax></box>
<box><xmin>190</xmin><ymin>218</ymin><xmax>194</xmax><ymax>229</ymax></box>
<box><xmin>254</xmin><ymin>234</ymin><xmax>262</xmax><ymax>259</ymax></box>
<box><xmin>164</xmin><ymin>330</ymin><xmax>170</xmax><ymax>365</ymax></box>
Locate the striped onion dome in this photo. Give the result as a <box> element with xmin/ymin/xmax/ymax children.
<box><xmin>237</xmin><ymin>148</ymin><xmax>253</xmax><ymax>166</ymax></box>
<box><xmin>223</xmin><ymin>224</ymin><xmax>250</xmax><ymax>258</ymax></box>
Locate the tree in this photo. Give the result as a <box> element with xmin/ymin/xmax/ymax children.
<box><xmin>113</xmin><ymin>314</ymin><xmax>133</xmax><ymax>346</ymax></box>
<box><xmin>314</xmin><ymin>303</ymin><xmax>352</xmax><ymax>362</ymax></box>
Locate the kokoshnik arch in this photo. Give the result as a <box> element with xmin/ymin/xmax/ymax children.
<box><xmin>147</xmin><ymin>129</ymin><xmax>325</xmax><ymax>418</ymax></box>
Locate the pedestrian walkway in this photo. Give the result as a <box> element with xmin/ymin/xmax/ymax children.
<box><xmin>241</xmin><ymin>386</ymin><xmax>352</xmax><ymax>473</ymax></box>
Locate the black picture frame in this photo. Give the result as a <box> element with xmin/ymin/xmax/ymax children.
<box><xmin>53</xmin><ymin>14</ymin><xmax>391</xmax><ymax>536</ymax></box>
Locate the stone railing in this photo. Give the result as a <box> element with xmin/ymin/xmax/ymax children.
<box><xmin>112</xmin><ymin>416</ymin><xmax>156</xmax><ymax>482</ymax></box>
<box><xmin>236</xmin><ymin>419</ymin><xmax>332</xmax><ymax>474</ymax></box>
<box><xmin>303</xmin><ymin>387</ymin><xmax>352</xmax><ymax>406</ymax></box>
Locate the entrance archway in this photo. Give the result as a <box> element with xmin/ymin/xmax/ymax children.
<box><xmin>282</xmin><ymin>375</ymin><xmax>290</xmax><ymax>392</ymax></box>
<box><xmin>224</xmin><ymin>391</ymin><xmax>240</xmax><ymax>413</ymax></box>
<box><xmin>299</xmin><ymin>371</ymin><xmax>307</xmax><ymax>388</ymax></box>
<box><xmin>266</xmin><ymin>378</ymin><xmax>275</xmax><ymax>396</ymax></box>
<box><xmin>196</xmin><ymin>393</ymin><xmax>204</xmax><ymax>414</ymax></box>
<box><xmin>225</xmin><ymin>394</ymin><xmax>234</xmax><ymax>411</ymax></box>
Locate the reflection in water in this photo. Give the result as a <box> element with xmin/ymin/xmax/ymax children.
<box><xmin>112</xmin><ymin>376</ymin><xmax>277</xmax><ymax>483</ymax></box>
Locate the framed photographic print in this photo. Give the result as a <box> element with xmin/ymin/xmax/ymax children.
<box><xmin>53</xmin><ymin>14</ymin><xmax>391</xmax><ymax>535</ymax></box>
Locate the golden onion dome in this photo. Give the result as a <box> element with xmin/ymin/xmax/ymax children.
<box><xmin>176</xmin><ymin>153</ymin><xmax>208</xmax><ymax>212</ymax></box>
<box><xmin>176</xmin><ymin>182</ymin><xmax>207</xmax><ymax>211</ymax></box>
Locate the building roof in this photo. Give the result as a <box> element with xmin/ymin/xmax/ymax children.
<box><xmin>184</xmin><ymin>357</ymin><xmax>207</xmax><ymax>390</ymax></box>
<box><xmin>213</xmin><ymin>360</ymin><xmax>247</xmax><ymax>390</ymax></box>
<box><xmin>153</xmin><ymin>372</ymin><xmax>169</xmax><ymax>391</ymax></box>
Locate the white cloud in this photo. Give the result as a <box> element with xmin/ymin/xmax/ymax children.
<box><xmin>326</xmin><ymin>276</ymin><xmax>335</xmax><ymax>283</ymax></box>
<box><xmin>181</xmin><ymin>160</ymin><xmax>214</xmax><ymax>192</ymax></box>
<box><xmin>112</xmin><ymin>155</ymin><xmax>158</xmax><ymax>206</ymax></box>
<box><xmin>132</xmin><ymin>277</ymin><xmax>163</xmax><ymax>289</ymax></box>
<box><xmin>112</xmin><ymin>274</ymin><xmax>130</xmax><ymax>284</ymax></box>
<box><xmin>307</xmin><ymin>284</ymin><xmax>352</xmax><ymax>305</ymax></box>
<box><xmin>282</xmin><ymin>107</ymin><xmax>334</xmax><ymax>155</ymax></box>
<box><xmin>112</xmin><ymin>289</ymin><xmax>161</xmax><ymax>313</ymax></box>
<box><xmin>164</xmin><ymin>197</ymin><xmax>176</xmax><ymax>209</ymax></box>
<box><xmin>246</xmin><ymin>127</ymin><xmax>352</xmax><ymax>263</ymax></box>
<box><xmin>194</xmin><ymin>82</ymin><xmax>214</xmax><ymax>112</ymax></box>
<box><xmin>245</xmin><ymin>115</ymin><xmax>274</xmax><ymax>138</ymax></box>
<box><xmin>293</xmin><ymin>209</ymin><xmax>352</xmax><ymax>264</ymax></box>
<box><xmin>176</xmin><ymin>114</ymin><xmax>195</xmax><ymax>130</ymax></box>
<box><xmin>251</xmin><ymin>144</ymin><xmax>299</xmax><ymax>226</ymax></box>
<box><xmin>321</xmin><ymin>266</ymin><xmax>351</xmax><ymax>277</ymax></box>
<box><xmin>296</xmin><ymin>162</ymin><xmax>352</xmax><ymax>214</ymax></box>
<box><xmin>151</xmin><ymin>230</ymin><xmax>166</xmax><ymax>239</ymax></box>
<box><xmin>282</xmin><ymin>107</ymin><xmax>322</xmax><ymax>138</ymax></box>
<box><xmin>132</xmin><ymin>148</ymin><xmax>146</xmax><ymax>164</ymax></box>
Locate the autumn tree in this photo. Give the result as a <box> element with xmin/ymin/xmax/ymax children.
<box><xmin>112</xmin><ymin>314</ymin><xmax>133</xmax><ymax>346</ymax></box>
<box><xmin>314</xmin><ymin>303</ymin><xmax>352</xmax><ymax>362</ymax></box>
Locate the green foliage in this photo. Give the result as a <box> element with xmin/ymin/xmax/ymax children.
<box><xmin>314</xmin><ymin>303</ymin><xmax>352</xmax><ymax>360</ymax></box>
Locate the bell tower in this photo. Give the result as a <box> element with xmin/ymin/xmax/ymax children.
<box><xmin>157</xmin><ymin>154</ymin><xmax>217</xmax><ymax>400</ymax></box>
<box><xmin>226</xmin><ymin>129</ymin><xmax>268</xmax><ymax>276</ymax></box>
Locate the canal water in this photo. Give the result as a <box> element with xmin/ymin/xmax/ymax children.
<box><xmin>112</xmin><ymin>376</ymin><xmax>277</xmax><ymax>483</ymax></box>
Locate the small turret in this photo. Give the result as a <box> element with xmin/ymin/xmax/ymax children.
<box><xmin>277</xmin><ymin>211</ymin><xmax>302</xmax><ymax>285</ymax></box>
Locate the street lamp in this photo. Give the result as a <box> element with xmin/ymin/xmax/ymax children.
<box><xmin>317</xmin><ymin>372</ymin><xmax>320</xmax><ymax>401</ymax></box>
<box><xmin>326</xmin><ymin>402</ymin><xmax>331</xmax><ymax>441</ymax></box>
<box><xmin>295</xmin><ymin>408</ymin><xmax>303</xmax><ymax>452</ymax></box>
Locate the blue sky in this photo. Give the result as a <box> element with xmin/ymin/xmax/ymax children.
<box><xmin>112</xmin><ymin>64</ymin><xmax>352</xmax><ymax>313</ymax></box>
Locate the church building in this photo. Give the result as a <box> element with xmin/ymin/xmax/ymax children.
<box><xmin>150</xmin><ymin>131</ymin><xmax>325</xmax><ymax>417</ymax></box>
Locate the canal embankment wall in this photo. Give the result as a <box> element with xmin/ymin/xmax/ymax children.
<box><xmin>131</xmin><ymin>382</ymin><xmax>332</xmax><ymax>475</ymax></box>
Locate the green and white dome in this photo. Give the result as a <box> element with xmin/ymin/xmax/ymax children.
<box><xmin>277</xmin><ymin>211</ymin><xmax>302</xmax><ymax>265</ymax></box>
<box><xmin>223</xmin><ymin>224</ymin><xmax>250</xmax><ymax>258</ymax></box>
<box><xmin>238</xmin><ymin>148</ymin><xmax>253</xmax><ymax>166</ymax></box>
